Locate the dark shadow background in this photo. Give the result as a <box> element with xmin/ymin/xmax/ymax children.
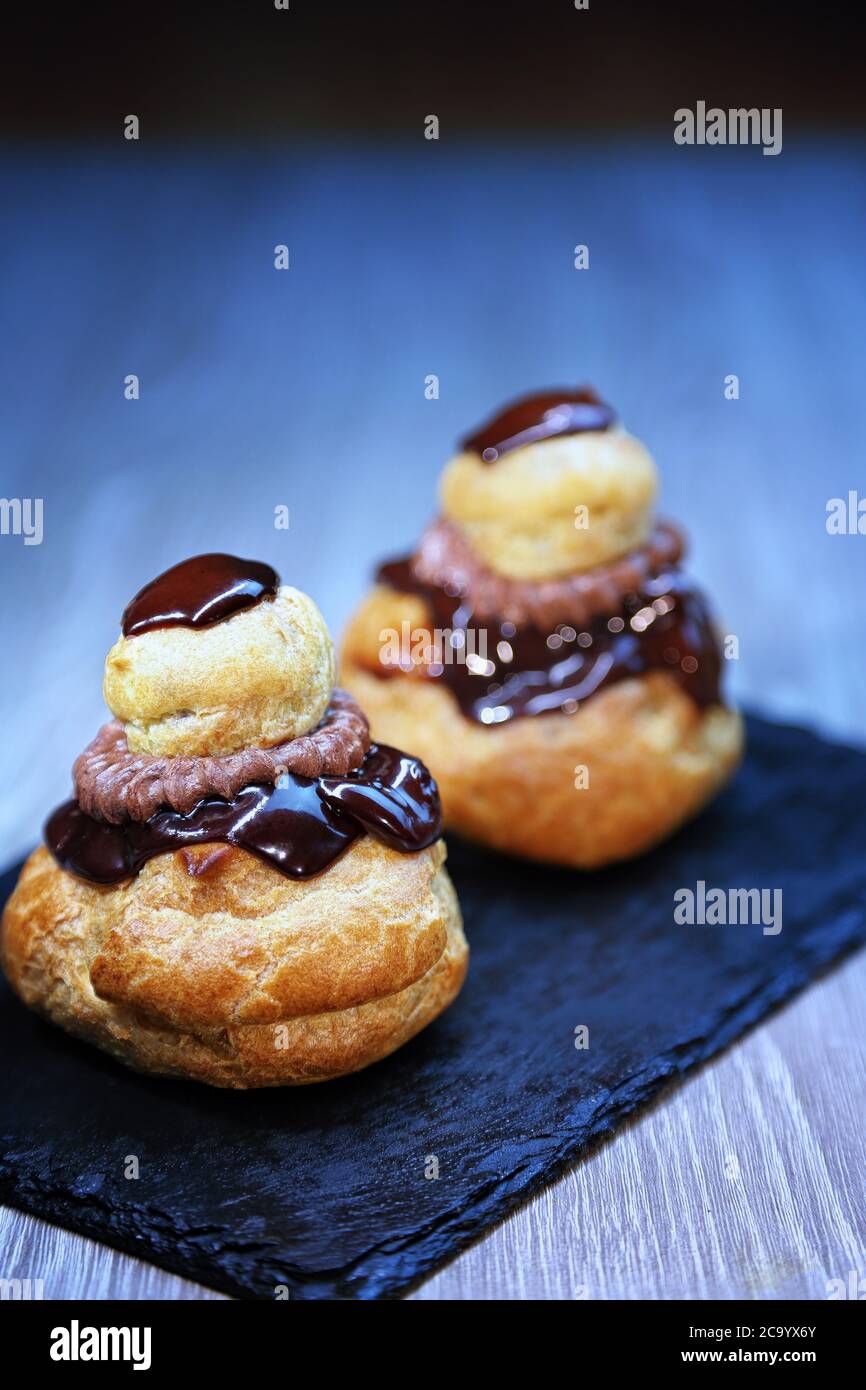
<box><xmin>3</xmin><ymin>0</ymin><xmax>865</xmax><ymax>140</ymax></box>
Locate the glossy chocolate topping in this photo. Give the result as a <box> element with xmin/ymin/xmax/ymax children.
<box><xmin>122</xmin><ymin>553</ymin><xmax>279</xmax><ymax>637</ymax></box>
<box><xmin>375</xmin><ymin>553</ymin><xmax>723</xmax><ymax>724</ymax></box>
<box><xmin>74</xmin><ymin>690</ymin><xmax>371</xmax><ymax>825</ymax></box>
<box><xmin>46</xmin><ymin>744</ymin><xmax>442</xmax><ymax>885</ymax></box>
<box><xmin>461</xmin><ymin>387</ymin><xmax>615</xmax><ymax>462</ymax></box>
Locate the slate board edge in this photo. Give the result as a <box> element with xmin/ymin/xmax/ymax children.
<box><xmin>1</xmin><ymin>918</ymin><xmax>863</xmax><ymax>1301</ymax></box>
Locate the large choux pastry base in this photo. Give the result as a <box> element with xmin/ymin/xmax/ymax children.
<box><xmin>342</xmin><ymin>629</ymin><xmax>743</xmax><ymax>870</ymax></box>
<box><xmin>3</xmin><ymin>837</ymin><xmax>466</xmax><ymax>1089</ymax></box>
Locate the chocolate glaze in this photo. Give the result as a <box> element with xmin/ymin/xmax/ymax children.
<box><xmin>462</xmin><ymin>387</ymin><xmax>615</xmax><ymax>462</ymax></box>
<box><xmin>122</xmin><ymin>553</ymin><xmax>279</xmax><ymax>637</ymax></box>
<box><xmin>46</xmin><ymin>745</ymin><xmax>441</xmax><ymax>886</ymax></box>
<box><xmin>375</xmin><ymin>558</ymin><xmax>722</xmax><ymax>723</ymax></box>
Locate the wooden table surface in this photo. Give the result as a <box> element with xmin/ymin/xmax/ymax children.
<box><xmin>1</xmin><ymin>140</ymin><xmax>864</xmax><ymax>1299</ymax></box>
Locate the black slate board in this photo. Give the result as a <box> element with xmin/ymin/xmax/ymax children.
<box><xmin>1</xmin><ymin>713</ymin><xmax>865</xmax><ymax>1300</ymax></box>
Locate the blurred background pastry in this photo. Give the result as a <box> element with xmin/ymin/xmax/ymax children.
<box><xmin>341</xmin><ymin>389</ymin><xmax>743</xmax><ymax>868</ymax></box>
<box><xmin>2</xmin><ymin>554</ymin><xmax>467</xmax><ymax>1087</ymax></box>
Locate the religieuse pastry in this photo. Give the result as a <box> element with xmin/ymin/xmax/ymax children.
<box><xmin>1</xmin><ymin>555</ymin><xmax>467</xmax><ymax>1087</ymax></box>
<box><xmin>341</xmin><ymin>388</ymin><xmax>744</xmax><ymax>869</ymax></box>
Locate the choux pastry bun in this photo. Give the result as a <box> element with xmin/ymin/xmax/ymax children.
<box><xmin>441</xmin><ymin>388</ymin><xmax>657</xmax><ymax>579</ymax></box>
<box><xmin>104</xmin><ymin>555</ymin><xmax>335</xmax><ymax>756</ymax></box>
<box><xmin>341</xmin><ymin>387</ymin><xmax>743</xmax><ymax>868</ymax></box>
<box><xmin>2</xmin><ymin>553</ymin><xmax>467</xmax><ymax>1087</ymax></box>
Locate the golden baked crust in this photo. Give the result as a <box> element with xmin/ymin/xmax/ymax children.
<box><xmin>1</xmin><ymin>839</ymin><xmax>467</xmax><ymax>1088</ymax></box>
<box><xmin>103</xmin><ymin>585</ymin><xmax>335</xmax><ymax>757</ymax></box>
<box><xmin>341</xmin><ymin>591</ymin><xmax>744</xmax><ymax>869</ymax></box>
<box><xmin>440</xmin><ymin>427</ymin><xmax>658</xmax><ymax>580</ymax></box>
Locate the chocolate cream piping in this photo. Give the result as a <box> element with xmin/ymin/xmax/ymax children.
<box><xmin>74</xmin><ymin>689</ymin><xmax>371</xmax><ymax>825</ymax></box>
<box><xmin>409</xmin><ymin>518</ymin><xmax>685</xmax><ymax>630</ymax></box>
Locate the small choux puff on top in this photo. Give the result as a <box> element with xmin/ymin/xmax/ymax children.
<box><xmin>2</xmin><ymin>554</ymin><xmax>467</xmax><ymax>1088</ymax></box>
<box><xmin>341</xmin><ymin>388</ymin><xmax>743</xmax><ymax>869</ymax></box>
<box><xmin>104</xmin><ymin>586</ymin><xmax>336</xmax><ymax>756</ymax></box>
<box><xmin>440</xmin><ymin>426</ymin><xmax>658</xmax><ymax>579</ymax></box>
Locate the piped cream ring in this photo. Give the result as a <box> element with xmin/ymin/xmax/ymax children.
<box><xmin>440</xmin><ymin>427</ymin><xmax>658</xmax><ymax>579</ymax></box>
<box><xmin>104</xmin><ymin>586</ymin><xmax>336</xmax><ymax>757</ymax></box>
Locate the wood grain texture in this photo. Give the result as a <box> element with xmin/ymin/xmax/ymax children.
<box><xmin>415</xmin><ymin>949</ymin><xmax>866</xmax><ymax>1301</ymax></box>
<box><xmin>0</xmin><ymin>141</ymin><xmax>864</xmax><ymax>1299</ymax></box>
<box><xmin>3</xmin><ymin>948</ymin><xmax>863</xmax><ymax>1301</ymax></box>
